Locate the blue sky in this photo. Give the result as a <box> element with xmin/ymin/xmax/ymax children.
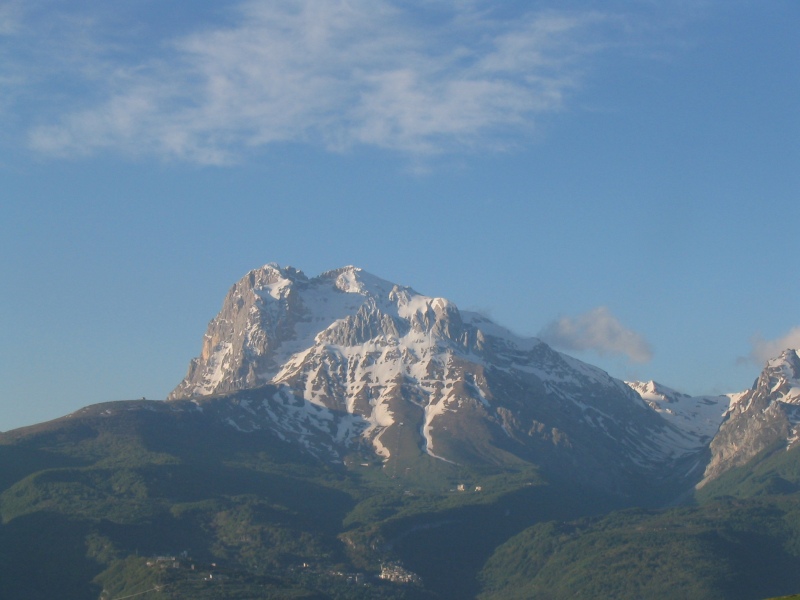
<box><xmin>1</xmin><ymin>0</ymin><xmax>798</xmax><ymax>431</ymax></box>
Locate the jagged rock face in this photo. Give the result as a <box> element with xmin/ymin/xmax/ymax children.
<box><xmin>698</xmin><ymin>349</ymin><xmax>800</xmax><ymax>487</ymax></box>
<box><xmin>168</xmin><ymin>265</ymin><xmax>317</xmax><ymax>399</ymax></box>
<box><xmin>169</xmin><ymin>264</ymin><xmax>705</xmax><ymax>494</ymax></box>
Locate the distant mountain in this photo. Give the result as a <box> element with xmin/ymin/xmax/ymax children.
<box><xmin>168</xmin><ymin>264</ymin><xmax>705</xmax><ymax>497</ymax></box>
<box><xmin>625</xmin><ymin>380</ymin><xmax>731</xmax><ymax>446</ymax></box>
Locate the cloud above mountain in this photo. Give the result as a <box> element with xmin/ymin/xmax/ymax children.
<box><xmin>6</xmin><ymin>1</ymin><xmax>634</xmax><ymax>164</ymax></box>
<box><xmin>539</xmin><ymin>307</ymin><xmax>653</xmax><ymax>363</ymax></box>
<box><xmin>748</xmin><ymin>327</ymin><xmax>800</xmax><ymax>366</ymax></box>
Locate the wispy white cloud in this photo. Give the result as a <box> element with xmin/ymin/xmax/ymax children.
<box><xmin>748</xmin><ymin>327</ymin><xmax>800</xmax><ymax>365</ymax></box>
<box><xmin>539</xmin><ymin>306</ymin><xmax>653</xmax><ymax>363</ymax></box>
<box><xmin>15</xmin><ymin>1</ymin><xmax>619</xmax><ymax>164</ymax></box>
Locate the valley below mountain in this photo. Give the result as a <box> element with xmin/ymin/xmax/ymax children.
<box><xmin>3</xmin><ymin>264</ymin><xmax>800</xmax><ymax>599</ymax></box>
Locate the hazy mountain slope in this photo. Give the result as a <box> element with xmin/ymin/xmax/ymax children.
<box><xmin>695</xmin><ymin>436</ymin><xmax>800</xmax><ymax>502</ymax></box>
<box><xmin>0</xmin><ymin>398</ymin><xmax>629</xmax><ymax>599</ymax></box>
<box><xmin>0</xmin><ymin>401</ymin><xmax>428</xmax><ymax>598</ymax></box>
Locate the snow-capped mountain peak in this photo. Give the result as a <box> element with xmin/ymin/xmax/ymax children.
<box><xmin>168</xmin><ymin>264</ymin><xmax>716</xmax><ymax>495</ymax></box>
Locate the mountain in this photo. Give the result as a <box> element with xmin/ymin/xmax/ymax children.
<box><xmin>698</xmin><ymin>349</ymin><xmax>800</xmax><ymax>488</ymax></box>
<box><xmin>4</xmin><ymin>262</ymin><xmax>800</xmax><ymax>599</ymax></box>
<box><xmin>167</xmin><ymin>264</ymin><xmax>703</xmax><ymax>498</ymax></box>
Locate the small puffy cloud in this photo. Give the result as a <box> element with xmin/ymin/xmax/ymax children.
<box><xmin>748</xmin><ymin>327</ymin><xmax>800</xmax><ymax>365</ymax></box>
<box><xmin>539</xmin><ymin>306</ymin><xmax>653</xmax><ymax>363</ymax></box>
